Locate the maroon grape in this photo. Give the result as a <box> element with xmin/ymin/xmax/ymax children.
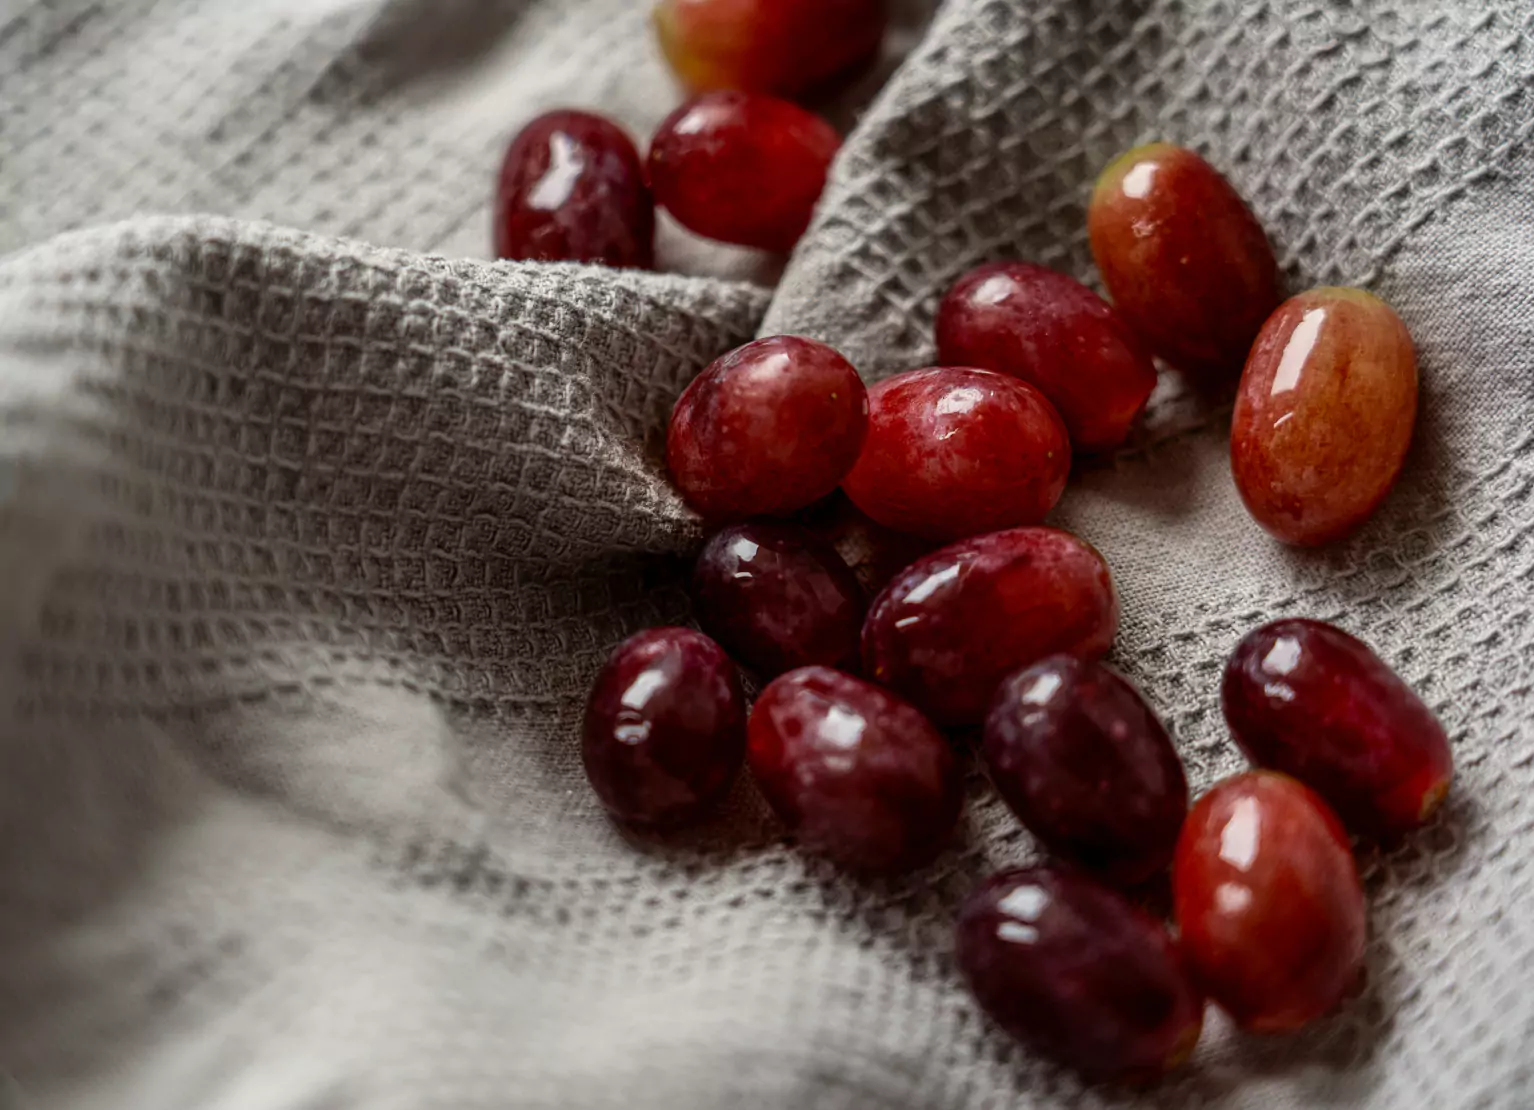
<box><xmin>494</xmin><ymin>110</ymin><xmax>654</xmax><ymax>267</ymax></box>
<box><xmin>692</xmin><ymin>522</ymin><xmax>865</xmax><ymax>677</ymax></box>
<box><xmin>667</xmin><ymin>335</ymin><xmax>868</xmax><ymax>520</ymax></box>
<box><xmin>956</xmin><ymin>867</ymin><xmax>1204</xmax><ymax>1080</ymax></box>
<box><xmin>748</xmin><ymin>666</ymin><xmax>960</xmax><ymax>873</ymax></box>
<box><xmin>862</xmin><ymin>527</ymin><xmax>1119</xmax><ymax>727</ymax></box>
<box><xmin>1222</xmin><ymin>618</ymin><xmax>1453</xmax><ymax>838</ymax></box>
<box><xmin>983</xmin><ymin>656</ymin><xmax>1187</xmax><ymax>886</ymax></box>
<box><xmin>582</xmin><ymin>627</ymin><xmax>746</xmax><ymax>827</ymax></box>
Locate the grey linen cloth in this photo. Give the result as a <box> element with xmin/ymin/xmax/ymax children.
<box><xmin>2</xmin><ymin>1</ymin><xmax>1532</xmax><ymax>1107</ymax></box>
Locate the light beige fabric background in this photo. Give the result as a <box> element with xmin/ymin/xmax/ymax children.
<box><xmin>1</xmin><ymin>1</ymin><xmax>1531</xmax><ymax>1107</ymax></box>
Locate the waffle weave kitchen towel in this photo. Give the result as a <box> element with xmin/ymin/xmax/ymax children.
<box><xmin>1</xmin><ymin>1</ymin><xmax>1532</xmax><ymax>1107</ymax></box>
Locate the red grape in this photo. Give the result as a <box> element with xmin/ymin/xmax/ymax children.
<box><xmin>648</xmin><ymin>92</ymin><xmax>840</xmax><ymax>252</ymax></box>
<box><xmin>840</xmin><ymin>367</ymin><xmax>1070</xmax><ymax>543</ymax></box>
<box><xmin>1173</xmin><ymin>772</ymin><xmax>1366</xmax><ymax>1032</ymax></box>
<box><xmin>1222</xmin><ymin>618</ymin><xmax>1452</xmax><ymax>838</ymax></box>
<box><xmin>957</xmin><ymin>867</ymin><xmax>1204</xmax><ymax>1079</ymax></box>
<box><xmin>1089</xmin><ymin>143</ymin><xmax>1280</xmax><ymax>377</ymax></box>
<box><xmin>494</xmin><ymin>110</ymin><xmax>653</xmax><ymax>268</ymax></box>
<box><xmin>1232</xmin><ymin>288</ymin><xmax>1417</xmax><ymax>546</ymax></box>
<box><xmin>936</xmin><ymin>262</ymin><xmax>1157</xmax><ymax>452</ymax></box>
<box><xmin>692</xmin><ymin>522</ymin><xmax>865</xmax><ymax>677</ymax></box>
<box><xmin>653</xmin><ymin>0</ymin><xmax>887</xmax><ymax>98</ymax></box>
<box><xmin>748</xmin><ymin>666</ymin><xmax>960</xmax><ymax>873</ymax></box>
<box><xmin>862</xmin><ymin>527</ymin><xmax>1118</xmax><ymax>727</ymax></box>
<box><xmin>983</xmin><ymin>655</ymin><xmax>1187</xmax><ymax>886</ymax></box>
<box><xmin>667</xmin><ymin>336</ymin><xmax>867</xmax><ymax>520</ymax></box>
<box><xmin>582</xmin><ymin>628</ymin><xmax>746</xmax><ymax>827</ymax></box>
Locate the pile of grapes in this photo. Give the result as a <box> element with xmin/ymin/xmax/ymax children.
<box><xmin>496</xmin><ymin>1</ymin><xmax>1448</xmax><ymax>1082</ymax></box>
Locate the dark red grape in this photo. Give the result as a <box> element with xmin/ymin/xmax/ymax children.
<box><xmin>862</xmin><ymin>527</ymin><xmax>1119</xmax><ymax>727</ymax></box>
<box><xmin>747</xmin><ymin>666</ymin><xmax>960</xmax><ymax>873</ymax></box>
<box><xmin>667</xmin><ymin>335</ymin><xmax>867</xmax><ymax>520</ymax></box>
<box><xmin>983</xmin><ymin>656</ymin><xmax>1187</xmax><ymax>886</ymax></box>
<box><xmin>582</xmin><ymin>627</ymin><xmax>746</xmax><ymax>827</ymax></box>
<box><xmin>494</xmin><ymin>110</ymin><xmax>653</xmax><ymax>267</ymax></box>
<box><xmin>1222</xmin><ymin>618</ymin><xmax>1452</xmax><ymax>837</ymax></box>
<box><xmin>956</xmin><ymin>866</ymin><xmax>1204</xmax><ymax>1079</ymax></box>
<box><xmin>692</xmin><ymin>522</ymin><xmax>865</xmax><ymax>677</ymax></box>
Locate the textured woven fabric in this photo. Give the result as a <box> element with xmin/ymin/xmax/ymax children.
<box><xmin>2</xmin><ymin>1</ymin><xmax>1533</xmax><ymax>1107</ymax></box>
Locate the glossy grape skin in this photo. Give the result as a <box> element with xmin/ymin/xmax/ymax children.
<box><xmin>936</xmin><ymin>262</ymin><xmax>1158</xmax><ymax>452</ymax></box>
<box><xmin>862</xmin><ymin>527</ymin><xmax>1119</xmax><ymax>727</ymax></box>
<box><xmin>1173</xmin><ymin>772</ymin><xmax>1366</xmax><ymax>1032</ymax></box>
<box><xmin>956</xmin><ymin>867</ymin><xmax>1204</xmax><ymax>1080</ymax></box>
<box><xmin>747</xmin><ymin>666</ymin><xmax>960</xmax><ymax>873</ymax></box>
<box><xmin>983</xmin><ymin>656</ymin><xmax>1187</xmax><ymax>886</ymax></box>
<box><xmin>692</xmin><ymin>522</ymin><xmax>865</xmax><ymax>677</ymax></box>
<box><xmin>1231</xmin><ymin>288</ymin><xmax>1418</xmax><ymax>546</ymax></box>
<box><xmin>667</xmin><ymin>336</ymin><xmax>868</xmax><ymax>520</ymax></box>
<box><xmin>1089</xmin><ymin>143</ymin><xmax>1280</xmax><ymax>377</ymax></box>
<box><xmin>648</xmin><ymin>92</ymin><xmax>841</xmax><ymax>252</ymax></box>
<box><xmin>653</xmin><ymin>0</ymin><xmax>887</xmax><ymax>98</ymax></box>
<box><xmin>581</xmin><ymin>628</ymin><xmax>746</xmax><ymax>827</ymax></box>
<box><xmin>494</xmin><ymin>110</ymin><xmax>654</xmax><ymax>268</ymax></box>
<box><xmin>1222</xmin><ymin>618</ymin><xmax>1452</xmax><ymax>838</ymax></box>
<box><xmin>840</xmin><ymin>367</ymin><xmax>1071</xmax><ymax>543</ymax></box>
